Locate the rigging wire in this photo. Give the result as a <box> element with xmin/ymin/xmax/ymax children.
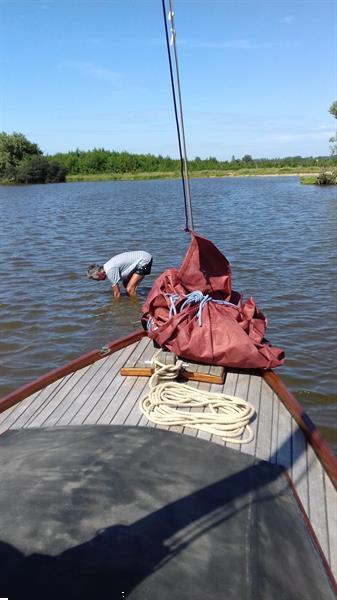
<box><xmin>161</xmin><ymin>0</ymin><xmax>194</xmax><ymax>232</ymax></box>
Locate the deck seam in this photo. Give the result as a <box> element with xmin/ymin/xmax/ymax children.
<box><xmin>10</xmin><ymin>376</ymin><xmax>73</xmax><ymax>430</ymax></box>
<box><xmin>96</xmin><ymin>339</ymin><xmax>153</xmax><ymax>425</ymax></box>
<box><xmin>269</xmin><ymin>392</ymin><xmax>274</xmax><ymax>461</ymax></box>
<box><xmin>0</xmin><ymin>387</ymin><xmax>43</xmax><ymax>430</ymax></box>
<box><xmin>27</xmin><ymin>356</ymin><xmax>112</xmax><ymax>427</ymax></box>
<box><xmin>108</xmin><ymin>376</ymin><xmax>142</xmax><ymax>424</ymax></box>
<box><xmin>254</xmin><ymin>378</ymin><xmax>261</xmax><ymax>460</ymax></box>
<box><xmin>117</xmin><ymin>377</ymin><xmax>149</xmax><ymax>425</ymax></box>
<box><xmin>42</xmin><ymin>363</ymin><xmax>108</xmax><ymax>426</ymax></box>
<box><xmin>57</xmin><ymin>350</ymin><xmax>123</xmax><ymax>425</ymax></box>
<box><xmin>72</xmin><ymin>343</ymin><xmax>141</xmax><ymax>425</ymax></box>
<box><xmin>104</xmin><ymin>376</ymin><xmax>144</xmax><ymax>424</ymax></box>
<box><xmin>85</xmin><ymin>370</ymin><xmax>139</xmax><ymax>424</ymax></box>
<box><xmin>79</xmin><ymin>355</ymin><xmax>137</xmax><ymax>423</ymax></box>
<box><xmin>65</xmin><ymin>349</ymin><xmax>130</xmax><ymax>424</ymax></box>
<box><xmin>123</xmin><ymin>378</ymin><xmax>151</xmax><ymax>426</ymax></box>
<box><xmin>323</xmin><ymin>469</ymin><xmax>331</xmax><ymax>565</ymax></box>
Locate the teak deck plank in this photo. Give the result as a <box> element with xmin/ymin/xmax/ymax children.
<box><xmin>96</xmin><ymin>339</ymin><xmax>153</xmax><ymax>425</ymax></box>
<box><xmin>4</xmin><ymin>376</ymin><xmax>74</xmax><ymax>431</ymax></box>
<box><xmin>26</xmin><ymin>359</ymin><xmax>111</xmax><ymax>428</ymax></box>
<box><xmin>220</xmin><ymin>370</ymin><xmax>238</xmax><ymax>448</ymax></box>
<box><xmin>325</xmin><ymin>472</ymin><xmax>337</xmax><ymax>574</ymax></box>
<box><xmin>270</xmin><ymin>388</ymin><xmax>279</xmax><ymax>465</ymax></box>
<box><xmin>241</xmin><ymin>374</ymin><xmax>261</xmax><ymax>458</ymax></box>
<box><xmin>255</xmin><ymin>379</ymin><xmax>274</xmax><ymax>462</ymax></box>
<box><xmin>81</xmin><ymin>343</ymin><xmax>149</xmax><ymax>425</ymax></box>
<box><xmin>124</xmin><ymin>377</ymin><xmax>152</xmax><ymax>426</ymax></box>
<box><xmin>275</xmin><ymin>400</ymin><xmax>292</xmax><ymax>471</ymax></box>
<box><xmin>86</xmin><ymin>337</ymin><xmax>152</xmax><ymax>423</ymax></box>
<box><xmin>111</xmin><ymin>341</ymin><xmax>156</xmax><ymax>426</ymax></box>
<box><xmin>225</xmin><ymin>372</ymin><xmax>250</xmax><ymax>451</ymax></box>
<box><xmin>82</xmin><ymin>342</ymin><xmax>148</xmax><ymax>426</ymax></box>
<box><xmin>0</xmin><ymin>397</ymin><xmax>27</xmax><ymax>425</ymax></box>
<box><xmin>0</xmin><ymin>388</ymin><xmax>43</xmax><ymax>432</ymax></box>
<box><xmin>291</xmin><ymin>417</ymin><xmax>309</xmax><ymax>514</ymax></box>
<box><xmin>27</xmin><ymin>353</ymin><xmax>122</xmax><ymax>428</ymax></box>
<box><xmin>307</xmin><ymin>444</ymin><xmax>329</xmax><ymax>562</ymax></box>
<box><xmin>112</xmin><ymin>376</ymin><xmax>149</xmax><ymax>426</ymax></box>
<box><xmin>67</xmin><ymin>344</ymin><xmax>139</xmax><ymax>425</ymax></box>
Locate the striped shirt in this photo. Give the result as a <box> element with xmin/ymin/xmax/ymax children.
<box><xmin>103</xmin><ymin>251</ymin><xmax>152</xmax><ymax>286</ymax></box>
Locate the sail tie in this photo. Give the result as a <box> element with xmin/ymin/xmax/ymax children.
<box><xmin>165</xmin><ymin>291</ymin><xmax>239</xmax><ymax>326</ymax></box>
<box><xmin>167</xmin><ymin>293</ymin><xmax>180</xmax><ymax>317</ymax></box>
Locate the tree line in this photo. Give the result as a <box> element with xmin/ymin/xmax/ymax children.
<box><xmin>0</xmin><ymin>132</ymin><xmax>335</xmax><ymax>185</ymax></box>
<box><xmin>1</xmin><ymin>99</ymin><xmax>336</xmax><ymax>184</ymax></box>
<box><xmin>49</xmin><ymin>148</ymin><xmax>334</xmax><ymax>176</ymax></box>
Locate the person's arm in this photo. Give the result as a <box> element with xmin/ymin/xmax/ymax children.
<box><xmin>111</xmin><ymin>283</ymin><xmax>121</xmax><ymax>298</ymax></box>
<box><xmin>105</xmin><ymin>266</ymin><xmax>121</xmax><ymax>297</ymax></box>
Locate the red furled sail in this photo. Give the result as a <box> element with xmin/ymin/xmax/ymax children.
<box><xmin>142</xmin><ymin>233</ymin><xmax>284</xmax><ymax>370</ymax></box>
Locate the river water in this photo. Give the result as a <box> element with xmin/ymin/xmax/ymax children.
<box><xmin>0</xmin><ymin>177</ymin><xmax>336</xmax><ymax>450</ymax></box>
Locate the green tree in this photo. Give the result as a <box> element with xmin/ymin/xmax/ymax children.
<box><xmin>45</xmin><ymin>160</ymin><xmax>68</xmax><ymax>183</ymax></box>
<box><xmin>15</xmin><ymin>155</ymin><xmax>67</xmax><ymax>184</ymax></box>
<box><xmin>314</xmin><ymin>102</ymin><xmax>337</xmax><ymax>185</ymax></box>
<box><xmin>329</xmin><ymin>101</ymin><xmax>337</xmax><ymax>119</ymax></box>
<box><xmin>328</xmin><ymin>101</ymin><xmax>337</xmax><ymax>157</ymax></box>
<box><xmin>0</xmin><ymin>132</ymin><xmax>42</xmax><ymax>180</ymax></box>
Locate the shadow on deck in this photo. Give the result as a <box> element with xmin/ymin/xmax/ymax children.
<box><xmin>0</xmin><ymin>425</ymin><xmax>334</xmax><ymax>600</ymax></box>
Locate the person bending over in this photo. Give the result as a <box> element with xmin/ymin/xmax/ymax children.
<box><xmin>87</xmin><ymin>251</ymin><xmax>153</xmax><ymax>298</ymax></box>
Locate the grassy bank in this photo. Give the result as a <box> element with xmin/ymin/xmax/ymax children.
<box><xmin>66</xmin><ymin>166</ymin><xmax>320</xmax><ymax>183</ymax></box>
<box><xmin>300</xmin><ymin>176</ymin><xmax>317</xmax><ymax>185</ymax></box>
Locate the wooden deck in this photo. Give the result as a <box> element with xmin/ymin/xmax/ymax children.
<box><xmin>0</xmin><ymin>335</ymin><xmax>336</xmax><ymax>584</ymax></box>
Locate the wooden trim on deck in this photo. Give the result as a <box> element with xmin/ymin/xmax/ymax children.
<box><xmin>263</xmin><ymin>370</ymin><xmax>337</xmax><ymax>489</ymax></box>
<box><xmin>0</xmin><ymin>330</ymin><xmax>146</xmax><ymax>416</ymax></box>
<box><xmin>120</xmin><ymin>366</ymin><xmax>225</xmax><ymax>384</ymax></box>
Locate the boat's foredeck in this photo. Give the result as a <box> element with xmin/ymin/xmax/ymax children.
<box><xmin>0</xmin><ymin>336</ymin><xmax>336</xmax><ymax>584</ymax></box>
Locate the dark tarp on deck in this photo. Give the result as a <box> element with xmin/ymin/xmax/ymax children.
<box><xmin>0</xmin><ymin>425</ymin><xmax>334</xmax><ymax>600</ymax></box>
<box><xmin>142</xmin><ymin>233</ymin><xmax>285</xmax><ymax>370</ymax></box>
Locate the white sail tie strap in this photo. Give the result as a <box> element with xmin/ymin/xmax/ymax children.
<box><xmin>139</xmin><ymin>352</ymin><xmax>255</xmax><ymax>444</ymax></box>
<box><xmin>165</xmin><ymin>291</ymin><xmax>240</xmax><ymax>326</ymax></box>
<box><xmin>166</xmin><ymin>293</ymin><xmax>180</xmax><ymax>317</ymax></box>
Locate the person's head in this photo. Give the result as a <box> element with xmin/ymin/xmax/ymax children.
<box><xmin>86</xmin><ymin>264</ymin><xmax>106</xmax><ymax>281</ymax></box>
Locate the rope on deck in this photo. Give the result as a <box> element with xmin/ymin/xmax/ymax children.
<box><xmin>139</xmin><ymin>352</ymin><xmax>255</xmax><ymax>444</ymax></box>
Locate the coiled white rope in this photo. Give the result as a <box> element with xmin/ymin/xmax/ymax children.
<box><xmin>139</xmin><ymin>352</ymin><xmax>255</xmax><ymax>444</ymax></box>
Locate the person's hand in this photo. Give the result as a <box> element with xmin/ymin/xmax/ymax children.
<box><xmin>112</xmin><ymin>284</ymin><xmax>121</xmax><ymax>298</ymax></box>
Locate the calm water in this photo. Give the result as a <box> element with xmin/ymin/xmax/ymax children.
<box><xmin>0</xmin><ymin>177</ymin><xmax>336</xmax><ymax>450</ymax></box>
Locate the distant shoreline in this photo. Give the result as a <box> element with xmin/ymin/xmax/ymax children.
<box><xmin>0</xmin><ymin>170</ymin><xmax>320</xmax><ymax>186</ymax></box>
<box><xmin>65</xmin><ymin>169</ymin><xmax>319</xmax><ymax>183</ymax></box>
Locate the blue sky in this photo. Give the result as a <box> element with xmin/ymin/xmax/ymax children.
<box><xmin>0</xmin><ymin>0</ymin><xmax>336</xmax><ymax>160</ymax></box>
